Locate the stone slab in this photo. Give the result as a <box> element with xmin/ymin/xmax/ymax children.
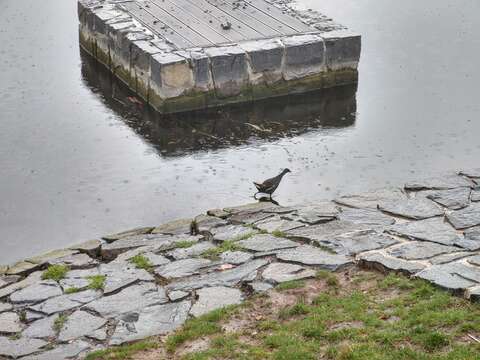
<box><xmin>59</xmin><ymin>310</ymin><xmax>107</xmax><ymax>342</ymax></box>
<box><xmin>0</xmin><ymin>312</ymin><xmax>23</xmax><ymax>333</ymax></box>
<box><xmin>416</xmin><ymin>263</ymin><xmax>478</xmax><ymax>292</ymax></box>
<box><xmin>387</xmin><ymin>242</ymin><xmax>461</xmax><ymax>260</ymax></box>
<box><xmin>405</xmin><ymin>174</ymin><xmax>474</xmax><ymax>190</ymax></box>
<box><xmin>334</xmin><ymin>188</ymin><xmax>406</xmax><ymax>209</ymax></box>
<box><xmin>220</xmin><ymin>251</ymin><xmax>254</xmax><ymax>265</ymax></box>
<box><xmin>23</xmin><ymin>314</ymin><xmax>58</xmax><ymax>339</ymax></box>
<box><xmin>102</xmin><ymin>226</ymin><xmax>154</xmax><ymax>242</ymax></box>
<box><xmin>446</xmin><ymin>202</ymin><xmax>480</xmax><ymax>229</ymax></box>
<box><xmin>424</xmin><ymin>187</ymin><xmax>471</xmax><ymax>210</ymax></box>
<box><xmin>262</xmin><ymin>262</ymin><xmax>316</xmax><ymax>283</ymax></box>
<box><xmin>378</xmin><ymin>198</ymin><xmax>443</xmax><ymax>220</ymax></box>
<box><xmin>254</xmin><ymin>216</ymin><xmax>305</xmax><ymax>233</ymax></box>
<box><xmin>21</xmin><ymin>340</ymin><xmax>91</xmax><ymax>360</ymax></box>
<box><xmin>190</xmin><ymin>286</ymin><xmax>243</xmax><ymax>317</ymax></box>
<box><xmin>0</xmin><ymin>336</ymin><xmax>47</xmax><ymax>358</ymax></box>
<box><xmin>99</xmin><ymin>262</ymin><xmax>154</xmax><ymax>294</ymax></box>
<box><xmin>358</xmin><ymin>252</ymin><xmax>426</xmax><ymax>274</ymax></box>
<box><xmin>155</xmin><ymin>258</ymin><xmax>212</xmax><ymax>279</ymax></box>
<box><xmin>238</xmin><ymin>234</ymin><xmax>299</xmax><ymax>252</ymax></box>
<box><xmin>167</xmin><ymin>242</ymin><xmax>216</xmax><ymax>260</ymax></box>
<box><xmin>276</xmin><ymin>245</ymin><xmax>352</xmax><ymax>270</ymax></box>
<box><xmin>30</xmin><ymin>290</ymin><xmax>101</xmax><ymax>315</ymax></box>
<box><xmin>211</xmin><ymin>225</ymin><xmax>258</xmax><ymax>242</ymax></box>
<box><xmin>317</xmin><ymin>231</ymin><xmax>399</xmax><ymax>256</ymax></box>
<box><xmin>10</xmin><ymin>281</ymin><xmax>62</xmax><ymax>304</ymax></box>
<box><xmin>337</xmin><ymin>208</ymin><xmax>396</xmax><ymax>226</ymax></box>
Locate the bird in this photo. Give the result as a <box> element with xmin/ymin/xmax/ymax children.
<box><xmin>253</xmin><ymin>169</ymin><xmax>291</xmax><ymax>199</ymax></box>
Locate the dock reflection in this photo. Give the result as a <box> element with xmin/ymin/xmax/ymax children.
<box><xmin>80</xmin><ymin>49</ymin><xmax>357</xmax><ymax>156</ymax></box>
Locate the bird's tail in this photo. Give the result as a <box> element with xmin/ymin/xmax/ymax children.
<box><xmin>253</xmin><ymin>182</ymin><xmax>262</xmax><ymax>191</ymax></box>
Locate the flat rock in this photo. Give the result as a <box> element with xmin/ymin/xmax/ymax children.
<box><xmin>155</xmin><ymin>258</ymin><xmax>212</xmax><ymax>279</ymax></box>
<box><xmin>10</xmin><ymin>281</ymin><xmax>62</xmax><ymax>304</ymax></box>
<box><xmin>86</xmin><ymin>283</ymin><xmax>168</xmax><ymax>318</ymax></box>
<box><xmin>229</xmin><ymin>211</ymin><xmax>275</xmax><ymax>225</ymax></box>
<box><xmin>262</xmin><ymin>262</ymin><xmax>315</xmax><ymax>283</ymax></box>
<box><xmin>338</xmin><ymin>208</ymin><xmax>396</xmax><ymax>226</ymax></box>
<box><xmin>317</xmin><ymin>231</ymin><xmax>399</xmax><ymax>256</ymax></box>
<box><xmin>254</xmin><ymin>216</ymin><xmax>305</xmax><ymax>233</ymax></box>
<box><xmin>459</xmin><ymin>169</ymin><xmax>480</xmax><ymax>178</ymax></box>
<box><xmin>168</xmin><ymin>290</ymin><xmax>189</xmax><ymax>301</ymax></box>
<box><xmin>0</xmin><ymin>302</ymin><xmax>13</xmax><ymax>313</ymax></box>
<box><xmin>387</xmin><ymin>242</ymin><xmax>461</xmax><ymax>260</ymax></box>
<box><xmin>50</xmin><ymin>253</ymin><xmax>98</xmax><ymax>269</ymax></box>
<box><xmin>224</xmin><ymin>202</ymin><xmax>277</xmax><ymax>215</ymax></box>
<box><xmin>69</xmin><ymin>239</ymin><xmax>102</xmax><ymax>256</ymax></box>
<box><xmin>405</xmin><ymin>174</ymin><xmax>474</xmax><ymax>190</ymax></box>
<box><xmin>467</xmin><ymin>255</ymin><xmax>480</xmax><ymax>267</ymax></box>
<box><xmin>416</xmin><ymin>263</ymin><xmax>478</xmax><ymax>291</ymax></box>
<box><xmin>0</xmin><ymin>312</ymin><xmax>23</xmax><ymax>333</ymax></box>
<box><xmin>110</xmin><ymin>301</ymin><xmax>191</xmax><ymax>345</ymax></box>
<box><xmin>207</xmin><ymin>208</ymin><xmax>230</xmax><ymax>219</ymax></box>
<box><xmin>335</xmin><ymin>188</ymin><xmax>406</xmax><ymax>209</ymax></box>
<box><xmin>110</xmin><ymin>246</ymin><xmax>154</xmax><ymax>264</ymax></box>
<box><xmin>88</xmin><ymin>327</ymin><xmax>108</xmax><ymax>341</ymax></box>
<box><xmin>195</xmin><ymin>215</ymin><xmax>228</xmax><ymax>233</ymax></box>
<box><xmin>211</xmin><ymin>225</ymin><xmax>258</xmax><ymax>242</ymax></box>
<box><xmin>429</xmin><ymin>252</ymin><xmax>473</xmax><ymax>265</ymax></box>
<box><xmin>167</xmin><ymin>242</ymin><xmax>216</xmax><ymax>260</ymax></box>
<box><xmin>102</xmin><ymin>226</ymin><xmax>154</xmax><ymax>242</ymax></box>
<box><xmin>250</xmin><ymin>281</ymin><xmax>273</xmax><ymax>292</ymax></box>
<box><xmin>27</xmin><ymin>249</ymin><xmax>78</xmax><ymax>265</ymax></box>
<box><xmin>0</xmin><ymin>336</ymin><xmax>47</xmax><ymax>358</ymax></box>
<box><xmin>424</xmin><ymin>187</ymin><xmax>471</xmax><ymax>210</ymax></box>
<box><xmin>6</xmin><ymin>261</ymin><xmax>41</xmax><ymax>276</ymax></box>
<box><xmin>23</xmin><ymin>314</ymin><xmax>58</xmax><ymax>339</ymax></box>
<box><xmin>30</xmin><ymin>289</ymin><xmax>101</xmax><ymax>315</ymax></box>
<box><xmin>276</xmin><ymin>245</ymin><xmax>352</xmax><ymax>270</ymax></box>
<box><xmin>59</xmin><ymin>310</ymin><xmax>107</xmax><ymax>342</ymax></box>
<box><xmin>446</xmin><ymin>202</ymin><xmax>480</xmax><ymax>229</ymax></box>
<box><xmin>25</xmin><ymin>310</ymin><xmax>44</xmax><ymax>322</ymax></box>
<box><xmin>471</xmin><ymin>186</ymin><xmax>480</xmax><ymax>202</ymax></box>
<box><xmin>152</xmin><ymin>218</ymin><xmax>192</xmax><ymax>235</ymax></box>
<box><xmin>387</xmin><ymin>217</ymin><xmax>462</xmax><ymax>246</ymax></box>
<box><xmin>0</xmin><ymin>271</ymin><xmax>43</xmax><ymax>299</ymax></box>
<box><xmin>167</xmin><ymin>259</ymin><xmax>268</xmax><ymax>291</ymax></box>
<box><xmin>238</xmin><ymin>234</ymin><xmax>299</xmax><ymax>252</ymax></box>
<box><xmin>99</xmin><ymin>262</ymin><xmax>154</xmax><ymax>294</ymax></box>
<box><xmin>100</xmin><ymin>233</ymin><xmax>178</xmax><ymax>260</ymax></box>
<box><xmin>286</xmin><ymin>220</ymin><xmax>372</xmax><ymax>244</ymax></box>
<box><xmin>22</xmin><ymin>340</ymin><xmax>91</xmax><ymax>360</ymax></box>
<box><xmin>220</xmin><ymin>251</ymin><xmax>253</xmax><ymax>265</ymax></box>
<box><xmin>190</xmin><ymin>287</ymin><xmax>242</xmax><ymax>317</ymax></box>
<box><xmin>358</xmin><ymin>252</ymin><xmax>426</xmax><ymax>274</ymax></box>
<box><xmin>466</xmin><ymin>286</ymin><xmax>480</xmax><ymax>301</ymax></box>
<box><xmin>59</xmin><ymin>268</ymin><xmax>99</xmax><ymax>290</ymax></box>
<box><xmin>462</xmin><ymin>226</ymin><xmax>480</xmax><ymax>250</ymax></box>
<box><xmin>285</xmin><ymin>202</ymin><xmax>339</xmax><ymax>224</ymax></box>
<box><xmin>378</xmin><ymin>198</ymin><xmax>443</xmax><ymax>220</ymax></box>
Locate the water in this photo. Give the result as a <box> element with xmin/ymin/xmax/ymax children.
<box><xmin>1</xmin><ymin>0</ymin><xmax>480</xmax><ymax>264</ymax></box>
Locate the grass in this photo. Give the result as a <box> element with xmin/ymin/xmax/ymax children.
<box><xmin>41</xmin><ymin>264</ymin><xmax>69</xmax><ymax>282</ymax></box>
<box><xmin>83</xmin><ymin>270</ymin><xmax>480</xmax><ymax>360</ymax></box>
<box><xmin>129</xmin><ymin>254</ymin><xmax>153</xmax><ymax>271</ymax></box>
<box><xmin>87</xmin><ymin>275</ymin><xmax>106</xmax><ymax>290</ymax></box>
<box><xmin>201</xmin><ymin>240</ymin><xmax>244</xmax><ymax>259</ymax></box>
<box><xmin>85</xmin><ymin>341</ymin><xmax>160</xmax><ymax>360</ymax></box>
<box><xmin>276</xmin><ymin>280</ymin><xmax>306</xmax><ymax>291</ymax></box>
<box><xmin>271</xmin><ymin>230</ymin><xmax>287</xmax><ymax>238</ymax></box>
<box><xmin>53</xmin><ymin>314</ymin><xmax>68</xmax><ymax>334</ymax></box>
<box><xmin>175</xmin><ymin>240</ymin><xmax>197</xmax><ymax>249</ymax></box>
<box><xmin>64</xmin><ymin>287</ymin><xmax>81</xmax><ymax>294</ymax></box>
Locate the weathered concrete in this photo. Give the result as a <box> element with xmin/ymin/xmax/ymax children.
<box><xmin>78</xmin><ymin>0</ymin><xmax>360</xmax><ymax>113</ymax></box>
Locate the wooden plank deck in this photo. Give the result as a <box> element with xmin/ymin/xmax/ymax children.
<box><xmin>123</xmin><ymin>0</ymin><xmax>315</xmax><ymax>49</ymax></box>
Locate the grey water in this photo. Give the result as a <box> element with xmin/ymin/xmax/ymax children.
<box><xmin>1</xmin><ymin>0</ymin><xmax>479</xmax><ymax>264</ymax></box>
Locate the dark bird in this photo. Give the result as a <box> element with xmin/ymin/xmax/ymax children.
<box><xmin>253</xmin><ymin>168</ymin><xmax>291</xmax><ymax>199</ymax></box>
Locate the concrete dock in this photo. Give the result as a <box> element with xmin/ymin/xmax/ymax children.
<box><xmin>78</xmin><ymin>0</ymin><xmax>361</xmax><ymax>113</ymax></box>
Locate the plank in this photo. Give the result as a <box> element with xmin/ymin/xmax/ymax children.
<box><xmin>157</xmin><ymin>0</ymin><xmax>246</xmax><ymax>43</ymax></box>
<box><xmin>123</xmin><ymin>2</ymin><xmax>194</xmax><ymax>48</ymax></box>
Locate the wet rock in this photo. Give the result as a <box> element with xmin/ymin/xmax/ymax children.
<box><xmin>446</xmin><ymin>202</ymin><xmax>480</xmax><ymax>229</ymax></box>
<box><xmin>30</xmin><ymin>289</ymin><xmax>101</xmax><ymax>315</ymax></box>
<box><xmin>50</xmin><ymin>253</ymin><xmax>98</xmax><ymax>269</ymax></box>
<box><xmin>378</xmin><ymin>198</ymin><xmax>443</xmax><ymax>220</ymax></box>
<box><xmin>285</xmin><ymin>202</ymin><xmax>339</xmax><ymax>224</ymax></box>
<box><xmin>338</xmin><ymin>208</ymin><xmax>396</xmax><ymax>226</ymax></box>
<box><xmin>21</xmin><ymin>340</ymin><xmax>91</xmax><ymax>360</ymax></box>
<box><xmin>102</xmin><ymin>226</ymin><xmax>154</xmax><ymax>242</ymax></box>
<box><xmin>86</xmin><ymin>283</ymin><xmax>168</xmax><ymax>318</ymax></box>
<box><xmin>6</xmin><ymin>261</ymin><xmax>41</xmax><ymax>276</ymax></box>
<box><xmin>167</xmin><ymin>259</ymin><xmax>268</xmax><ymax>291</ymax></box>
<box><xmin>0</xmin><ymin>312</ymin><xmax>23</xmax><ymax>333</ymax></box>
<box><xmin>0</xmin><ymin>337</ymin><xmax>47</xmax><ymax>358</ymax></box>
<box><xmin>424</xmin><ymin>187</ymin><xmax>471</xmax><ymax>210</ymax></box>
<box><xmin>23</xmin><ymin>314</ymin><xmax>58</xmax><ymax>339</ymax></box>
<box><xmin>255</xmin><ymin>216</ymin><xmax>305</xmax><ymax>233</ymax></box>
<box><xmin>429</xmin><ymin>252</ymin><xmax>473</xmax><ymax>265</ymax></box>
<box><xmin>110</xmin><ymin>301</ymin><xmax>191</xmax><ymax>345</ymax></box>
<box><xmin>0</xmin><ymin>271</ymin><xmax>43</xmax><ymax>299</ymax></box>
<box><xmin>387</xmin><ymin>217</ymin><xmax>461</xmax><ymax>246</ymax></box>
<box><xmin>167</xmin><ymin>242</ymin><xmax>216</xmax><ymax>260</ymax></box>
<box><xmin>195</xmin><ymin>215</ymin><xmax>228</xmax><ymax>233</ymax></box>
<box><xmin>335</xmin><ymin>188</ymin><xmax>405</xmax><ymax>209</ymax></box>
<box><xmin>0</xmin><ymin>302</ymin><xmax>13</xmax><ymax>313</ymax></box>
<box><xmin>100</xmin><ymin>233</ymin><xmax>178</xmax><ymax>260</ymax></box>
<box><xmin>276</xmin><ymin>245</ymin><xmax>352</xmax><ymax>270</ymax></box>
<box><xmin>416</xmin><ymin>263</ymin><xmax>478</xmax><ymax>292</ymax></box>
<box><xmin>207</xmin><ymin>208</ymin><xmax>230</xmax><ymax>219</ymax></box>
<box><xmin>262</xmin><ymin>262</ymin><xmax>316</xmax><ymax>283</ymax></box>
<box><xmin>155</xmin><ymin>258</ymin><xmax>212</xmax><ymax>279</ymax></box>
<box><xmin>211</xmin><ymin>225</ymin><xmax>258</xmax><ymax>242</ymax></box>
<box><xmin>405</xmin><ymin>174</ymin><xmax>474</xmax><ymax>190</ymax></box>
<box><xmin>358</xmin><ymin>252</ymin><xmax>426</xmax><ymax>274</ymax></box>
<box><xmin>286</xmin><ymin>220</ymin><xmax>372</xmax><ymax>243</ymax></box>
<box><xmin>190</xmin><ymin>287</ymin><xmax>242</xmax><ymax>317</ymax></box>
<box><xmin>224</xmin><ymin>202</ymin><xmax>276</xmax><ymax>214</ymax></box>
<box><xmin>220</xmin><ymin>251</ymin><xmax>253</xmax><ymax>265</ymax></box>
<box><xmin>238</xmin><ymin>234</ymin><xmax>299</xmax><ymax>252</ymax></box>
<box><xmin>387</xmin><ymin>242</ymin><xmax>461</xmax><ymax>260</ymax></box>
<box><xmin>10</xmin><ymin>281</ymin><xmax>62</xmax><ymax>304</ymax></box>
<box><xmin>27</xmin><ymin>249</ymin><xmax>78</xmax><ymax>266</ymax></box>
<box><xmin>168</xmin><ymin>290</ymin><xmax>189</xmax><ymax>301</ymax></box>
<box><xmin>99</xmin><ymin>262</ymin><xmax>154</xmax><ymax>294</ymax></box>
<box><xmin>69</xmin><ymin>239</ymin><xmax>102</xmax><ymax>256</ymax></box>
<box><xmin>59</xmin><ymin>310</ymin><xmax>107</xmax><ymax>342</ymax></box>
<box><xmin>229</xmin><ymin>211</ymin><xmax>275</xmax><ymax>225</ymax></box>
<box><xmin>317</xmin><ymin>231</ymin><xmax>399</xmax><ymax>256</ymax></box>
<box><xmin>250</xmin><ymin>281</ymin><xmax>273</xmax><ymax>292</ymax></box>
<box><xmin>152</xmin><ymin>218</ymin><xmax>192</xmax><ymax>235</ymax></box>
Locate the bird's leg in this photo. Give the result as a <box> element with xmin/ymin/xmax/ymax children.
<box><xmin>253</xmin><ymin>192</ymin><xmax>260</xmax><ymax>200</ymax></box>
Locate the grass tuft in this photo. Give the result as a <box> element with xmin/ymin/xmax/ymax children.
<box><xmin>64</xmin><ymin>287</ymin><xmax>81</xmax><ymax>294</ymax></box>
<box><xmin>85</xmin><ymin>340</ymin><xmax>159</xmax><ymax>360</ymax></box>
<box><xmin>53</xmin><ymin>314</ymin><xmax>68</xmax><ymax>334</ymax></box>
<box><xmin>201</xmin><ymin>240</ymin><xmax>244</xmax><ymax>259</ymax></box>
<box><xmin>42</xmin><ymin>264</ymin><xmax>69</xmax><ymax>282</ymax></box>
<box><xmin>276</xmin><ymin>280</ymin><xmax>306</xmax><ymax>291</ymax></box>
<box><xmin>271</xmin><ymin>230</ymin><xmax>287</xmax><ymax>238</ymax></box>
<box><xmin>175</xmin><ymin>240</ymin><xmax>197</xmax><ymax>249</ymax></box>
<box><xmin>87</xmin><ymin>275</ymin><xmax>106</xmax><ymax>291</ymax></box>
<box><xmin>129</xmin><ymin>254</ymin><xmax>153</xmax><ymax>271</ymax></box>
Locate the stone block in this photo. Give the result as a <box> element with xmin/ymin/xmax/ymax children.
<box><xmin>282</xmin><ymin>34</ymin><xmax>325</xmax><ymax>81</ymax></box>
<box><xmin>241</xmin><ymin>39</ymin><xmax>284</xmax><ymax>87</ymax></box>
<box><xmin>322</xmin><ymin>30</ymin><xmax>361</xmax><ymax>71</ymax></box>
<box><xmin>188</xmin><ymin>49</ymin><xmax>213</xmax><ymax>91</ymax></box>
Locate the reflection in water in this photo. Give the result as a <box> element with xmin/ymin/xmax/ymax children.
<box><xmin>80</xmin><ymin>49</ymin><xmax>357</xmax><ymax>156</ymax></box>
